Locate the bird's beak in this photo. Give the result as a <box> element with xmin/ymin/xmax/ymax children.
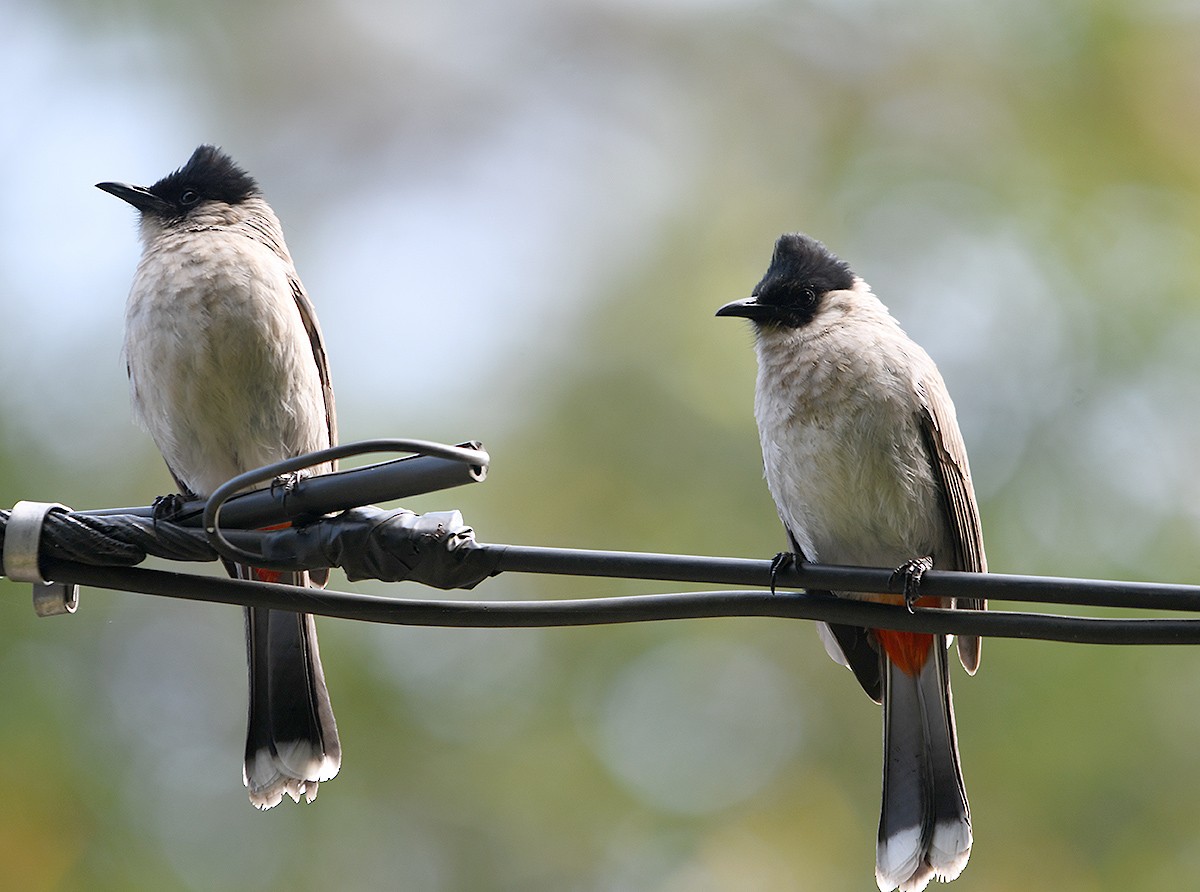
<box><xmin>96</xmin><ymin>181</ymin><xmax>169</xmax><ymax>214</ymax></box>
<box><xmin>716</xmin><ymin>296</ymin><xmax>771</xmax><ymax>320</ymax></box>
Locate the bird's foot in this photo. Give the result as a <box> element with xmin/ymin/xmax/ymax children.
<box><xmin>271</xmin><ymin>470</ymin><xmax>307</xmax><ymax>495</ymax></box>
<box><xmin>769</xmin><ymin>552</ymin><xmax>797</xmax><ymax>595</ymax></box>
<box><xmin>151</xmin><ymin>492</ymin><xmax>189</xmax><ymax>524</ymax></box>
<box><xmin>271</xmin><ymin>471</ymin><xmax>312</xmax><ymax>508</ymax></box>
<box><xmin>891</xmin><ymin>555</ymin><xmax>934</xmax><ymax>612</ymax></box>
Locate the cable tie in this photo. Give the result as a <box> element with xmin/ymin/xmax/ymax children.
<box><xmin>3</xmin><ymin>501</ymin><xmax>80</xmax><ymax>616</ymax></box>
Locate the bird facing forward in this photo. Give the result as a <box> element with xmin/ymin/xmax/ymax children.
<box><xmin>98</xmin><ymin>145</ymin><xmax>340</xmax><ymax>809</ymax></box>
<box><xmin>717</xmin><ymin>233</ymin><xmax>987</xmax><ymax>891</ymax></box>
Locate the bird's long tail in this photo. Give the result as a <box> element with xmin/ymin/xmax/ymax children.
<box><xmin>874</xmin><ymin>630</ymin><xmax>970</xmax><ymax>892</ymax></box>
<box><xmin>238</xmin><ymin>565</ymin><xmax>340</xmax><ymax>809</ymax></box>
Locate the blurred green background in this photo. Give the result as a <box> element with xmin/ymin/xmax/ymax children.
<box><xmin>4</xmin><ymin>0</ymin><xmax>1200</xmax><ymax>889</ymax></box>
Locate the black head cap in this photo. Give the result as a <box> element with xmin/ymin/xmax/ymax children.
<box><xmin>716</xmin><ymin>233</ymin><xmax>856</xmax><ymax>328</ymax></box>
<box><xmin>97</xmin><ymin>145</ymin><xmax>259</xmax><ymax>218</ymax></box>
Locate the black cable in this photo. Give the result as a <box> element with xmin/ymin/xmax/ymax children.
<box><xmin>33</xmin><ymin>557</ymin><xmax>1200</xmax><ymax>645</ymax></box>
<box><xmin>0</xmin><ymin>508</ymin><xmax>217</xmax><ymax>567</ymax></box>
<box><xmin>481</xmin><ymin>544</ymin><xmax>1200</xmax><ymax>614</ymax></box>
<box><xmin>0</xmin><ymin>440</ymin><xmax>489</xmax><ymax>569</ymax></box>
<box><xmin>26</xmin><ymin>506</ymin><xmax>1200</xmax><ymax>619</ymax></box>
<box><xmin>82</xmin><ymin>439</ymin><xmax>488</xmax><ymax>528</ymax></box>
<box><xmin>202</xmin><ymin>439</ymin><xmax>487</xmax><ymax>567</ymax></box>
<box><xmin>9</xmin><ymin>436</ymin><xmax>1200</xmax><ymax>645</ymax></box>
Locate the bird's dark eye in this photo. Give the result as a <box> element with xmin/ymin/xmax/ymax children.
<box><xmin>800</xmin><ymin>286</ymin><xmax>817</xmax><ymax>306</ymax></box>
<box><xmin>179</xmin><ymin>189</ymin><xmax>200</xmax><ymax>206</ymax></box>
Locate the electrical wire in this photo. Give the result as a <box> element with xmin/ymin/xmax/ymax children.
<box><xmin>31</xmin><ymin>556</ymin><xmax>1200</xmax><ymax>645</ymax></box>
<box><xmin>5</xmin><ymin>437</ymin><xmax>1200</xmax><ymax>645</ymax></box>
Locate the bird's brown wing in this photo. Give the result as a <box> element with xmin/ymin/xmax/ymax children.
<box><xmin>290</xmin><ymin>274</ymin><xmax>336</xmax><ymax>588</ymax></box>
<box><xmin>916</xmin><ymin>377</ymin><xmax>987</xmax><ymax>674</ymax></box>
<box><xmin>291</xmin><ymin>275</ymin><xmax>336</xmax><ymax>454</ymax></box>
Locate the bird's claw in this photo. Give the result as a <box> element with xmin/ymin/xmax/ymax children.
<box><xmin>270</xmin><ymin>471</ymin><xmax>306</xmax><ymax>495</ymax></box>
<box><xmin>891</xmin><ymin>555</ymin><xmax>934</xmax><ymax>612</ymax></box>
<box><xmin>151</xmin><ymin>492</ymin><xmax>188</xmax><ymax>524</ymax></box>
<box><xmin>769</xmin><ymin>552</ymin><xmax>796</xmax><ymax>595</ymax></box>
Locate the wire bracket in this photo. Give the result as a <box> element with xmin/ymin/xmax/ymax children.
<box><xmin>3</xmin><ymin>500</ymin><xmax>80</xmax><ymax>616</ymax></box>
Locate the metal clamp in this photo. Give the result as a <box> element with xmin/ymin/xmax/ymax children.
<box><xmin>3</xmin><ymin>501</ymin><xmax>80</xmax><ymax>616</ymax></box>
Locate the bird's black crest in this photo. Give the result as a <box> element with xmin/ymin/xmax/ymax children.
<box><xmin>752</xmin><ymin>233</ymin><xmax>856</xmax><ymax>327</ymax></box>
<box><xmin>146</xmin><ymin>145</ymin><xmax>260</xmax><ymax>214</ymax></box>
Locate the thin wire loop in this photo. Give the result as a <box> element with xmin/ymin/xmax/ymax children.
<box><xmin>202</xmin><ymin>439</ymin><xmax>489</xmax><ymax>568</ymax></box>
